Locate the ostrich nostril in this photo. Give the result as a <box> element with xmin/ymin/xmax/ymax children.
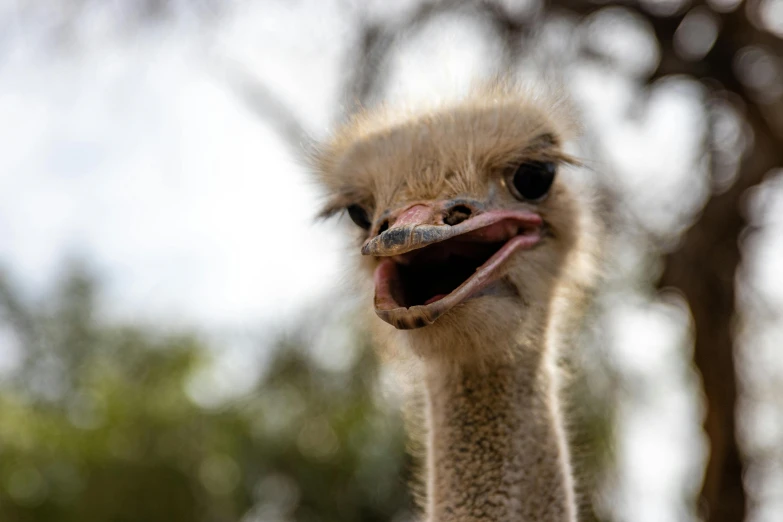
<box><xmin>443</xmin><ymin>204</ymin><xmax>473</xmax><ymax>226</ymax></box>
<box><xmin>378</xmin><ymin>219</ymin><xmax>390</xmax><ymax>234</ymax></box>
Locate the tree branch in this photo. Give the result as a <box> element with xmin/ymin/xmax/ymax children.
<box><xmin>340</xmin><ymin>0</ymin><xmax>537</xmax><ymax>115</ymax></box>
<box><xmin>214</xmin><ymin>60</ymin><xmax>313</xmax><ymax>154</ymax></box>
<box><xmin>553</xmin><ymin>1</ymin><xmax>783</xmax><ymax>520</ymax></box>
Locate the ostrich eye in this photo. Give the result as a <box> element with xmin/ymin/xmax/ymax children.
<box><xmin>346</xmin><ymin>204</ymin><xmax>371</xmax><ymax>230</ymax></box>
<box><xmin>507</xmin><ymin>161</ymin><xmax>556</xmax><ymax>201</ymax></box>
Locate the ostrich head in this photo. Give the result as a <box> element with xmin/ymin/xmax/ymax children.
<box><xmin>315</xmin><ymin>84</ymin><xmax>597</xmax><ymax>361</ymax></box>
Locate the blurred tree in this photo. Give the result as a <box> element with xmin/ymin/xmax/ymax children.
<box><xmin>0</xmin><ymin>267</ymin><xmax>413</xmax><ymax>522</ymax></box>
<box><xmin>551</xmin><ymin>3</ymin><xmax>783</xmax><ymax>521</ymax></box>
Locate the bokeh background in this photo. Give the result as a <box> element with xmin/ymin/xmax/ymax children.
<box><xmin>1</xmin><ymin>0</ymin><xmax>782</xmax><ymax>521</ymax></box>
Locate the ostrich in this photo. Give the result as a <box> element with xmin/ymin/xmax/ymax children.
<box><xmin>313</xmin><ymin>82</ymin><xmax>600</xmax><ymax>522</ymax></box>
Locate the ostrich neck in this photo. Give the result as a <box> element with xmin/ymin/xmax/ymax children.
<box><xmin>421</xmin><ymin>338</ymin><xmax>576</xmax><ymax>522</ymax></box>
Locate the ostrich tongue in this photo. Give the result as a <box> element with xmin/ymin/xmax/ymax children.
<box><xmin>424</xmin><ymin>294</ymin><xmax>448</xmax><ymax>305</ymax></box>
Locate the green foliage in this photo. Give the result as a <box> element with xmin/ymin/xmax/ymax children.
<box><xmin>0</xmin><ymin>267</ymin><xmax>413</xmax><ymax>522</ymax></box>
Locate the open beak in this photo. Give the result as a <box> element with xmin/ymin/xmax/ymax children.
<box><xmin>364</xmin><ymin>201</ymin><xmax>545</xmax><ymax>330</ymax></box>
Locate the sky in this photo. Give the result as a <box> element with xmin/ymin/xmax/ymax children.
<box><xmin>0</xmin><ymin>3</ymin><xmax>356</xmax><ymax>333</ymax></box>
<box><xmin>0</xmin><ymin>1</ymin><xmax>781</xmax><ymax>521</ymax></box>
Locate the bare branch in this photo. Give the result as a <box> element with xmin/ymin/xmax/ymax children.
<box><xmin>214</xmin><ymin>60</ymin><xmax>313</xmax><ymax>155</ymax></box>
<box><xmin>339</xmin><ymin>0</ymin><xmax>538</xmax><ymax>117</ymax></box>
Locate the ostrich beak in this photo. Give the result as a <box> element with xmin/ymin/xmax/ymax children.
<box><xmin>364</xmin><ymin>201</ymin><xmax>545</xmax><ymax>330</ymax></box>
